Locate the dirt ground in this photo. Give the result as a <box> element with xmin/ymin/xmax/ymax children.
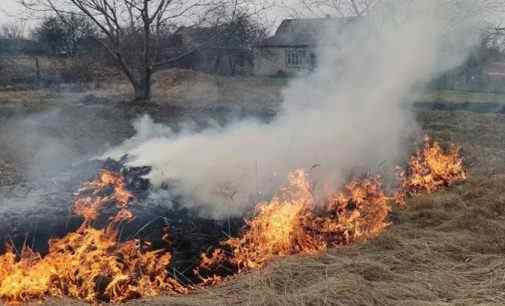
<box><xmin>2</xmin><ymin>78</ymin><xmax>505</xmax><ymax>305</ymax></box>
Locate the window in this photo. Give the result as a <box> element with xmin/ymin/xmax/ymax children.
<box><xmin>286</xmin><ymin>48</ymin><xmax>306</xmax><ymax>67</ymax></box>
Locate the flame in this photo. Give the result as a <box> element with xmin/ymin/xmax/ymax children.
<box><xmin>396</xmin><ymin>136</ymin><xmax>467</xmax><ymax>203</ymax></box>
<box><xmin>73</xmin><ymin>170</ymin><xmax>134</xmax><ymax>229</ymax></box>
<box><xmin>196</xmin><ymin>170</ymin><xmax>392</xmax><ymax>276</ymax></box>
<box><xmin>0</xmin><ymin>137</ymin><xmax>468</xmax><ymax>303</ymax></box>
<box><xmin>0</xmin><ymin>170</ymin><xmax>186</xmax><ymax>304</ymax></box>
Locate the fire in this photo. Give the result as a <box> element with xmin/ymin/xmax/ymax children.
<box><xmin>73</xmin><ymin>169</ymin><xmax>134</xmax><ymax>228</ymax></box>
<box><xmin>197</xmin><ymin>137</ymin><xmax>467</xmax><ymax>279</ymax></box>
<box><xmin>0</xmin><ymin>137</ymin><xmax>468</xmax><ymax>303</ymax></box>
<box><xmin>314</xmin><ymin>176</ymin><xmax>392</xmax><ymax>244</ymax></box>
<box><xmin>196</xmin><ymin>170</ymin><xmax>392</xmax><ymax>276</ymax></box>
<box><xmin>397</xmin><ymin>136</ymin><xmax>466</xmax><ymax>202</ymax></box>
<box><xmin>0</xmin><ymin>170</ymin><xmax>186</xmax><ymax>304</ymax></box>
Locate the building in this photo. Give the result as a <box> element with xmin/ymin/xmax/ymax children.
<box><xmin>254</xmin><ymin>17</ymin><xmax>359</xmax><ymax>76</ymax></box>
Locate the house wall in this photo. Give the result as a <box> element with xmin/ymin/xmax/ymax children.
<box><xmin>253</xmin><ymin>47</ymin><xmax>316</xmax><ymax>76</ymax></box>
<box><xmin>254</xmin><ymin>48</ymin><xmax>286</xmax><ymax>76</ymax></box>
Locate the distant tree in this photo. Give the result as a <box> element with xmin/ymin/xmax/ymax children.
<box><xmin>0</xmin><ymin>22</ymin><xmax>28</xmax><ymax>55</ymax></box>
<box><xmin>210</xmin><ymin>9</ymin><xmax>268</xmax><ymax>74</ymax></box>
<box><xmin>430</xmin><ymin>32</ymin><xmax>505</xmax><ymax>92</ymax></box>
<box><xmin>34</xmin><ymin>17</ymin><xmax>67</xmax><ymax>55</ymax></box>
<box><xmin>297</xmin><ymin>0</ymin><xmax>380</xmax><ymax>17</ymax></box>
<box><xmin>219</xmin><ymin>11</ymin><xmax>268</xmax><ymax>50</ymax></box>
<box><xmin>34</xmin><ymin>14</ymin><xmax>97</xmax><ymax>57</ymax></box>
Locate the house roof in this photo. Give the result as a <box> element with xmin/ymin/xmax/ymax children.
<box><xmin>258</xmin><ymin>17</ymin><xmax>360</xmax><ymax>48</ymax></box>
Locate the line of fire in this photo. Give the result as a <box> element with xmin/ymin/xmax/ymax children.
<box><xmin>0</xmin><ymin>137</ymin><xmax>466</xmax><ymax>304</ymax></box>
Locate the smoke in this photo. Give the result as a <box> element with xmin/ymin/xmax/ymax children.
<box><xmin>0</xmin><ymin>110</ymin><xmax>80</xmax><ymax>180</ymax></box>
<box><xmin>106</xmin><ymin>0</ymin><xmax>484</xmax><ymax>218</ymax></box>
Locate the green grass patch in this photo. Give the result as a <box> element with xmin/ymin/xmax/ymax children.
<box><xmin>421</xmin><ymin>89</ymin><xmax>505</xmax><ymax>104</ymax></box>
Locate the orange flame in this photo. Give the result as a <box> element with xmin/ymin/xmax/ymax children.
<box><xmin>73</xmin><ymin>170</ymin><xmax>134</xmax><ymax>229</ymax></box>
<box><xmin>0</xmin><ymin>137</ymin><xmax>468</xmax><ymax>303</ymax></box>
<box><xmin>0</xmin><ymin>170</ymin><xmax>186</xmax><ymax>304</ymax></box>
<box><xmin>396</xmin><ymin>136</ymin><xmax>467</xmax><ymax>204</ymax></box>
<box><xmin>196</xmin><ymin>170</ymin><xmax>392</xmax><ymax>276</ymax></box>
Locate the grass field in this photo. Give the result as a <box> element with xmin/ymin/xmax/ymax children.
<box><xmin>3</xmin><ymin>72</ymin><xmax>505</xmax><ymax>306</ymax></box>
<box><xmin>121</xmin><ymin>110</ymin><xmax>505</xmax><ymax>306</ymax></box>
<box><xmin>24</xmin><ymin>110</ymin><xmax>505</xmax><ymax>306</ymax></box>
<box><xmin>3</xmin><ymin>67</ymin><xmax>505</xmax><ymax>111</ymax></box>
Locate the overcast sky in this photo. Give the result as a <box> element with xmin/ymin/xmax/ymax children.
<box><xmin>0</xmin><ymin>0</ymin><xmax>305</xmax><ymax>33</ymax></box>
<box><xmin>2</xmin><ymin>0</ymin><xmax>505</xmax><ymax>36</ymax></box>
<box><xmin>0</xmin><ymin>0</ymin><xmax>25</xmax><ymax>24</ymax></box>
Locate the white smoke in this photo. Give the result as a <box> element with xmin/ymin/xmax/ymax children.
<box><xmin>105</xmin><ymin>0</ymin><xmax>485</xmax><ymax>218</ymax></box>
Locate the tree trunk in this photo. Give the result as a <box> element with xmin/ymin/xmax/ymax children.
<box><xmin>133</xmin><ymin>74</ymin><xmax>152</xmax><ymax>102</ymax></box>
<box><xmin>34</xmin><ymin>56</ymin><xmax>41</xmax><ymax>86</ymax></box>
<box><xmin>137</xmin><ymin>0</ymin><xmax>152</xmax><ymax>103</ymax></box>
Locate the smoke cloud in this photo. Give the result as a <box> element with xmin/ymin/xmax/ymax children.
<box><xmin>106</xmin><ymin>0</ymin><xmax>485</xmax><ymax>218</ymax></box>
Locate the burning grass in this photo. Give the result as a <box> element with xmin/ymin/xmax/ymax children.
<box><xmin>0</xmin><ymin>170</ymin><xmax>187</xmax><ymax>304</ymax></box>
<box><xmin>0</xmin><ymin>228</ymin><xmax>186</xmax><ymax>303</ymax></box>
<box><xmin>0</xmin><ymin>136</ymin><xmax>468</xmax><ymax>305</ymax></box>
<box><xmin>139</xmin><ymin>174</ymin><xmax>505</xmax><ymax>306</ymax></box>
<box><xmin>396</xmin><ymin>136</ymin><xmax>467</xmax><ymax>205</ymax></box>
<box><xmin>196</xmin><ymin>170</ymin><xmax>392</xmax><ymax>280</ymax></box>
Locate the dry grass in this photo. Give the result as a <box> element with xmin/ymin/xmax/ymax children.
<box><xmin>417</xmin><ymin>111</ymin><xmax>505</xmax><ymax>176</ymax></box>
<box><xmin>119</xmin><ymin>111</ymin><xmax>505</xmax><ymax>306</ymax></box>
<box><xmin>151</xmin><ymin>69</ymin><xmax>285</xmax><ymax>112</ymax></box>
<box><xmin>0</xmin><ymin>88</ymin><xmax>56</xmax><ymax>104</ymax></box>
<box><xmin>25</xmin><ymin>111</ymin><xmax>505</xmax><ymax>306</ymax></box>
<box><xmin>2</xmin><ymin>77</ymin><xmax>505</xmax><ymax>305</ymax></box>
<box><xmin>102</xmin><ymin>174</ymin><xmax>503</xmax><ymax>306</ymax></box>
<box><xmin>0</xmin><ymin>56</ymin><xmax>121</xmax><ymax>89</ymax></box>
<box><xmin>0</xmin><ymin>68</ymin><xmax>285</xmax><ymax>112</ymax></box>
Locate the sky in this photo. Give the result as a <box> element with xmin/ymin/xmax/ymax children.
<box><xmin>0</xmin><ymin>0</ymin><xmax>26</xmax><ymax>24</ymax></box>
<box><xmin>0</xmin><ymin>0</ymin><xmax>338</xmax><ymax>38</ymax></box>
<box><xmin>3</xmin><ymin>0</ymin><xmax>502</xmax><ymax>37</ymax></box>
<box><xmin>0</xmin><ymin>0</ymin><xmax>301</xmax><ymax>32</ymax></box>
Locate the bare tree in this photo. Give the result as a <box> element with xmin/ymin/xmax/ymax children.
<box><xmin>20</xmin><ymin>0</ymin><xmax>234</xmax><ymax>101</ymax></box>
<box><xmin>297</xmin><ymin>0</ymin><xmax>380</xmax><ymax>17</ymax></box>
<box><xmin>199</xmin><ymin>4</ymin><xmax>268</xmax><ymax>75</ymax></box>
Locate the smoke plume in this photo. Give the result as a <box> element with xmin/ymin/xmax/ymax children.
<box><xmin>106</xmin><ymin>0</ymin><xmax>484</xmax><ymax>218</ymax></box>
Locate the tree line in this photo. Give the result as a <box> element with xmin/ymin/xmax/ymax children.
<box><xmin>2</xmin><ymin>0</ymin><xmax>505</xmax><ymax>100</ymax></box>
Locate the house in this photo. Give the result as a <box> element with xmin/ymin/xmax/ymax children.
<box><xmin>254</xmin><ymin>17</ymin><xmax>359</xmax><ymax>76</ymax></box>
